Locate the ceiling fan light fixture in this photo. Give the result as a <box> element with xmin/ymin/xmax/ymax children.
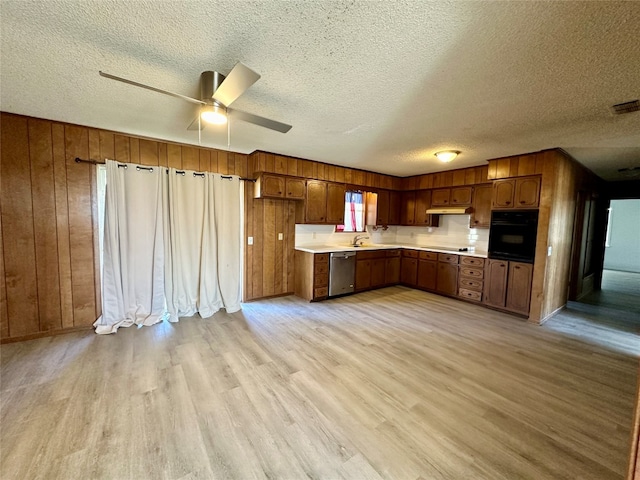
<box><xmin>434</xmin><ymin>150</ymin><xmax>460</xmax><ymax>163</ymax></box>
<box><xmin>201</xmin><ymin>104</ymin><xmax>227</xmax><ymax>125</ymax></box>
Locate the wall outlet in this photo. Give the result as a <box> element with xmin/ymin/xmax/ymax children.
<box><xmin>247</xmin><ymin>236</ymin><xmax>254</xmax><ymax>245</ymax></box>
<box><xmin>278</xmin><ymin>233</ymin><xmax>283</xmax><ymax>241</ymax></box>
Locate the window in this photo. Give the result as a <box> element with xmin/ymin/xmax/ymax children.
<box><xmin>336</xmin><ymin>190</ymin><xmax>366</xmax><ymax>232</ymax></box>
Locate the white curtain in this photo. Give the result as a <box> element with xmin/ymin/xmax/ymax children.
<box><xmin>95</xmin><ymin>162</ymin><xmax>243</xmax><ymax>334</ymax></box>
<box><xmin>94</xmin><ymin>161</ymin><xmax>168</xmax><ymax>334</ymax></box>
<box><xmin>165</xmin><ymin>170</ymin><xmax>242</xmax><ymax>321</ymax></box>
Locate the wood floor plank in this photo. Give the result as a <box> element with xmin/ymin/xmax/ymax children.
<box><xmin>1</xmin><ymin>287</ymin><xmax>637</xmax><ymax>480</ymax></box>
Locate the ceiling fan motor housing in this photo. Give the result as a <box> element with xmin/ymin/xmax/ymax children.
<box><xmin>200</xmin><ymin>71</ymin><xmax>225</xmax><ymax>106</ymax></box>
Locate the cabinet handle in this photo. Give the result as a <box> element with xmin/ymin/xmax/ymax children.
<box><xmin>505</xmin><ymin>201</ymin><xmax>511</xmax><ymax>205</ymax></box>
<box><xmin>520</xmin><ymin>200</ymin><xmax>526</xmax><ymax>204</ymax></box>
<box><xmin>515</xmin><ymin>266</ymin><xmax>520</xmax><ymax>269</ymax></box>
<box><xmin>500</xmin><ymin>264</ymin><xmax>505</xmax><ymax>267</ymax></box>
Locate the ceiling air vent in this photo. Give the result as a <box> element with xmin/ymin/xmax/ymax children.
<box><xmin>611</xmin><ymin>99</ymin><xmax>640</xmax><ymax>115</ymax></box>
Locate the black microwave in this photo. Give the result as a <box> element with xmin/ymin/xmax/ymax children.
<box><xmin>488</xmin><ymin>210</ymin><xmax>539</xmax><ymax>263</ymax></box>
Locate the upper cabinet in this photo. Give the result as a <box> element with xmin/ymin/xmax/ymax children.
<box><xmin>414</xmin><ymin>190</ymin><xmax>439</xmax><ymax>227</ymax></box>
<box><xmin>303</xmin><ymin>180</ymin><xmax>346</xmax><ymax>224</ymax></box>
<box><xmin>470</xmin><ymin>184</ymin><xmax>492</xmax><ymax>228</ymax></box>
<box><xmin>492</xmin><ymin>175</ymin><xmax>541</xmax><ymax>209</ymax></box>
<box><xmin>451</xmin><ymin>187</ymin><xmax>472</xmax><ymax>206</ymax></box>
<box><xmin>431</xmin><ymin>188</ymin><xmax>451</xmax><ymax>207</ymax></box>
<box><xmin>254</xmin><ymin>173</ymin><xmax>305</xmax><ymax>200</ymax></box>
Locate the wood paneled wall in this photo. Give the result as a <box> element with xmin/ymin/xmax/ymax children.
<box><xmin>402</xmin><ymin>164</ymin><xmax>490</xmax><ymax>190</ymax></box>
<box><xmin>0</xmin><ymin>113</ymin><xmax>412</xmax><ymax>340</ymax></box>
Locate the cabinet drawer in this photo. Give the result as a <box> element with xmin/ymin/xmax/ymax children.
<box><xmin>419</xmin><ymin>251</ymin><xmax>438</xmax><ymax>261</ymax></box>
<box><xmin>402</xmin><ymin>249</ymin><xmax>419</xmax><ymax>258</ymax></box>
<box><xmin>314</xmin><ymin>253</ymin><xmax>329</xmax><ymax>264</ymax></box>
<box><xmin>459</xmin><ymin>288</ymin><xmax>482</xmax><ymax>302</ymax></box>
<box><xmin>386</xmin><ymin>249</ymin><xmax>401</xmax><ymax>257</ymax></box>
<box><xmin>438</xmin><ymin>253</ymin><xmax>459</xmax><ymax>264</ymax></box>
<box><xmin>460</xmin><ymin>277</ymin><xmax>483</xmax><ymax>291</ymax></box>
<box><xmin>460</xmin><ymin>267</ymin><xmax>484</xmax><ymax>279</ymax></box>
<box><xmin>314</xmin><ymin>287</ymin><xmax>328</xmax><ymax>298</ymax></box>
<box><xmin>315</xmin><ymin>262</ymin><xmax>328</xmax><ymax>275</ymax></box>
<box><xmin>314</xmin><ymin>273</ymin><xmax>328</xmax><ymax>287</ymax></box>
<box><xmin>356</xmin><ymin>250</ymin><xmax>385</xmax><ymax>260</ymax></box>
<box><xmin>460</xmin><ymin>256</ymin><xmax>485</xmax><ymax>267</ymax></box>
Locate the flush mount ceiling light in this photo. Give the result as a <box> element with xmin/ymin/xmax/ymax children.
<box><xmin>434</xmin><ymin>150</ymin><xmax>460</xmax><ymax>163</ymax></box>
<box><xmin>200</xmin><ymin>104</ymin><xmax>227</xmax><ymax>125</ymax></box>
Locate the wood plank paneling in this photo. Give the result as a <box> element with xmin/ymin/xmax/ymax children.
<box><xmin>182</xmin><ymin>146</ymin><xmax>199</xmax><ymax>171</ymax></box>
<box><xmin>0</xmin><ymin>114</ymin><xmax>39</xmax><ymax>337</ymax></box>
<box><xmin>29</xmin><ymin>119</ymin><xmax>62</xmax><ymax>332</ymax></box>
<box><xmin>88</xmin><ymin>131</ymin><xmax>102</xmax><ymax>322</ymax></box>
<box><xmin>129</xmin><ymin>137</ymin><xmax>140</xmax><ymax>164</ymax></box>
<box><xmin>99</xmin><ymin>131</ymin><xmax>115</xmax><ymax>160</ymax></box>
<box><xmin>52</xmin><ymin>123</ymin><xmax>74</xmax><ymax>329</ymax></box>
<box><xmin>252</xmin><ymin>198</ymin><xmax>264</xmax><ymax>299</ymax></box>
<box><xmin>287</xmin><ymin>157</ymin><xmax>298</xmax><ymax>176</ymax></box>
<box><xmin>158</xmin><ymin>143</ymin><xmax>168</xmax><ymax>167</ymax></box>
<box><xmin>262</xmin><ymin>200</ymin><xmax>276</xmax><ymax>297</ymax></box>
<box><xmin>199</xmin><ymin>149</ymin><xmax>210</xmax><ymax>172</ymax></box>
<box><xmin>114</xmin><ymin>135</ymin><xmax>130</xmax><ymax>162</ymax></box>
<box><xmin>64</xmin><ymin>125</ymin><xmax>97</xmax><ymax>327</ymax></box>
<box><xmin>139</xmin><ymin>139</ymin><xmax>159</xmax><ymax>166</ymax></box>
<box><xmin>0</xmin><ymin>219</ymin><xmax>7</xmax><ymax>338</ymax></box>
<box><xmin>167</xmin><ymin>144</ymin><xmax>182</xmax><ymax>169</ymax></box>
<box><xmin>217</xmin><ymin>151</ymin><xmax>228</xmax><ymax>174</ymax></box>
<box><xmin>275</xmin><ymin>155</ymin><xmax>287</xmax><ymax>175</ymax></box>
<box><xmin>274</xmin><ymin>201</ymin><xmax>284</xmax><ymax>294</ymax></box>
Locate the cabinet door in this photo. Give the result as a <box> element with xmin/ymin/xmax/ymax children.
<box><xmin>385</xmin><ymin>257</ymin><xmax>400</xmax><ymax>284</ymax></box>
<box><xmin>388</xmin><ymin>191</ymin><xmax>402</xmax><ymax>225</ymax></box>
<box><xmin>417</xmin><ymin>260</ymin><xmax>437</xmax><ymax>290</ymax></box>
<box><xmin>400</xmin><ymin>257</ymin><xmax>418</xmax><ymax>286</ymax></box>
<box><xmin>515</xmin><ymin>177</ymin><xmax>541</xmax><ymax>208</ymax></box>
<box><xmin>414</xmin><ymin>190</ymin><xmax>432</xmax><ymax>225</ymax></box>
<box><xmin>483</xmin><ymin>259</ymin><xmax>508</xmax><ymax>307</ymax></box>
<box><xmin>436</xmin><ymin>262</ymin><xmax>458</xmax><ymax>296</ymax></box>
<box><xmin>285</xmin><ymin>178</ymin><xmax>306</xmax><ymax>200</ymax></box>
<box><xmin>470</xmin><ymin>184</ymin><xmax>492</xmax><ymax>228</ymax></box>
<box><xmin>259</xmin><ymin>174</ymin><xmax>285</xmax><ymax>198</ymax></box>
<box><xmin>492</xmin><ymin>180</ymin><xmax>515</xmax><ymax>208</ymax></box>
<box><xmin>326</xmin><ymin>183</ymin><xmax>346</xmax><ymax>224</ymax></box>
<box><xmin>506</xmin><ymin>262</ymin><xmax>533</xmax><ymax>314</ymax></box>
<box><xmin>371</xmin><ymin>258</ymin><xmax>386</xmax><ymax>288</ymax></box>
<box><xmin>355</xmin><ymin>259</ymin><xmax>372</xmax><ymax>291</ymax></box>
<box><xmin>376</xmin><ymin>190</ymin><xmax>390</xmax><ymax>226</ymax></box>
<box><xmin>431</xmin><ymin>188</ymin><xmax>451</xmax><ymax>206</ymax></box>
<box><xmin>451</xmin><ymin>186</ymin><xmax>472</xmax><ymax>206</ymax></box>
<box><xmin>401</xmin><ymin>191</ymin><xmax>416</xmax><ymax>225</ymax></box>
<box><xmin>305</xmin><ymin>181</ymin><xmax>327</xmax><ymax>223</ymax></box>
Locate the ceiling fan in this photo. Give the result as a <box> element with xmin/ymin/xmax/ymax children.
<box><xmin>99</xmin><ymin>62</ymin><xmax>292</xmax><ymax>133</ymax></box>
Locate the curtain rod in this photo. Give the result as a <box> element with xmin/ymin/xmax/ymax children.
<box><xmin>74</xmin><ymin>157</ymin><xmax>256</xmax><ymax>182</ymax></box>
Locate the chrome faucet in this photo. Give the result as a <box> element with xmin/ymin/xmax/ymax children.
<box><xmin>352</xmin><ymin>234</ymin><xmax>369</xmax><ymax>246</ymax></box>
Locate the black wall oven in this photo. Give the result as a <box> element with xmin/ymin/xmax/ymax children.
<box><xmin>488</xmin><ymin>210</ymin><xmax>539</xmax><ymax>263</ymax></box>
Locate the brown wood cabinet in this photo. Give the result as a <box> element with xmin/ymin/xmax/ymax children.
<box><xmin>285</xmin><ymin>177</ymin><xmax>306</xmax><ymax>200</ymax></box>
<box><xmin>303</xmin><ymin>180</ymin><xmax>346</xmax><ymax>224</ymax></box>
<box><xmin>436</xmin><ymin>253</ymin><xmax>459</xmax><ymax>296</ymax></box>
<box><xmin>355</xmin><ymin>258</ymin><xmax>371</xmax><ymax>291</ymax></box>
<box><xmin>483</xmin><ymin>259</ymin><xmax>533</xmax><ymax>315</ymax></box>
<box><xmin>388</xmin><ymin>191</ymin><xmax>402</xmax><ymax>225</ymax></box>
<box><xmin>458</xmin><ymin>256</ymin><xmax>485</xmax><ymax>302</ymax></box>
<box><xmin>376</xmin><ymin>189</ymin><xmax>390</xmax><ymax>226</ymax></box>
<box><xmin>254</xmin><ymin>173</ymin><xmax>305</xmax><ymax>200</ymax></box>
<box><xmin>400</xmin><ymin>250</ymin><xmax>419</xmax><ymax>286</ymax></box>
<box><xmin>470</xmin><ymin>184</ymin><xmax>492</xmax><ymax>228</ymax></box>
<box><xmin>431</xmin><ymin>188</ymin><xmax>451</xmax><ymax>206</ymax></box>
<box><xmin>294</xmin><ymin>251</ymin><xmax>329</xmax><ymax>301</ymax></box>
<box><xmin>385</xmin><ymin>251</ymin><xmax>401</xmax><ymax>284</ymax></box>
<box><xmin>450</xmin><ymin>186</ymin><xmax>473</xmax><ymax>206</ymax></box>
<box><xmin>492</xmin><ymin>176</ymin><xmax>541</xmax><ymax>209</ymax></box>
<box><xmin>371</xmin><ymin>258</ymin><xmax>386</xmax><ymax>288</ymax></box>
<box><xmin>401</xmin><ymin>191</ymin><xmax>416</xmax><ymax>225</ymax></box>
<box><xmin>416</xmin><ymin>251</ymin><xmax>437</xmax><ymax>291</ymax></box>
<box><xmin>414</xmin><ymin>190</ymin><xmax>439</xmax><ymax>227</ymax></box>
<box><xmin>327</xmin><ymin>183</ymin><xmax>346</xmax><ymax>224</ymax></box>
<box><xmin>505</xmin><ymin>262</ymin><xmax>533</xmax><ymax>314</ymax></box>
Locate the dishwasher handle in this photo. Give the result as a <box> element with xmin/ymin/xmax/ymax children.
<box><xmin>330</xmin><ymin>251</ymin><xmax>357</xmax><ymax>259</ymax></box>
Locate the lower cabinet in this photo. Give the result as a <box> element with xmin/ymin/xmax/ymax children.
<box><xmin>294</xmin><ymin>251</ymin><xmax>329</xmax><ymax>301</ymax></box>
<box><xmin>458</xmin><ymin>256</ymin><xmax>485</xmax><ymax>302</ymax></box>
<box><xmin>355</xmin><ymin>258</ymin><xmax>371</xmax><ymax>291</ymax></box>
<box><xmin>483</xmin><ymin>259</ymin><xmax>533</xmax><ymax>315</ymax></box>
<box><xmin>385</xmin><ymin>250</ymin><xmax>401</xmax><ymax>285</ymax></box>
<box><xmin>356</xmin><ymin>250</ymin><xmax>396</xmax><ymax>291</ymax></box>
<box><xmin>400</xmin><ymin>250</ymin><xmax>419</xmax><ymax>286</ymax></box>
<box><xmin>417</xmin><ymin>251</ymin><xmax>437</xmax><ymax>290</ymax></box>
<box><xmin>436</xmin><ymin>259</ymin><xmax>459</xmax><ymax>296</ymax></box>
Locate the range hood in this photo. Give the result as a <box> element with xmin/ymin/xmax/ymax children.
<box><xmin>425</xmin><ymin>207</ymin><xmax>473</xmax><ymax>215</ymax></box>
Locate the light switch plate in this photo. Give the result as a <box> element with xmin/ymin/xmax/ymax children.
<box><xmin>278</xmin><ymin>233</ymin><xmax>283</xmax><ymax>240</ymax></box>
<box><xmin>248</xmin><ymin>236</ymin><xmax>254</xmax><ymax>245</ymax></box>
<box><xmin>547</xmin><ymin>245</ymin><xmax>552</xmax><ymax>256</ymax></box>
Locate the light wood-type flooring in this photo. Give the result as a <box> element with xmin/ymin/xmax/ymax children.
<box><xmin>2</xmin><ymin>286</ymin><xmax>638</xmax><ymax>479</ymax></box>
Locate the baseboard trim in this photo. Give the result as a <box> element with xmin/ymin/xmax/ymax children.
<box><xmin>0</xmin><ymin>325</ymin><xmax>93</xmax><ymax>344</ymax></box>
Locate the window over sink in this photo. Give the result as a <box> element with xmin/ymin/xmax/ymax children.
<box><xmin>335</xmin><ymin>190</ymin><xmax>366</xmax><ymax>233</ymax></box>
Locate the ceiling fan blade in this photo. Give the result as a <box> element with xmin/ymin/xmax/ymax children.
<box><xmin>212</xmin><ymin>62</ymin><xmax>260</xmax><ymax>107</ymax></box>
<box><xmin>228</xmin><ymin>108</ymin><xmax>292</xmax><ymax>133</ymax></box>
<box><xmin>186</xmin><ymin>115</ymin><xmax>205</xmax><ymax>131</ymax></box>
<box><xmin>99</xmin><ymin>71</ymin><xmax>205</xmax><ymax>105</ymax></box>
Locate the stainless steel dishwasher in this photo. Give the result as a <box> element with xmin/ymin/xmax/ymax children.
<box><xmin>329</xmin><ymin>251</ymin><xmax>356</xmax><ymax>297</ymax></box>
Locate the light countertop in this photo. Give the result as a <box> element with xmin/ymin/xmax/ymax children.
<box><xmin>295</xmin><ymin>244</ymin><xmax>488</xmax><ymax>258</ymax></box>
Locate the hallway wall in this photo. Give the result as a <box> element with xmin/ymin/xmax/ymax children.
<box><xmin>604</xmin><ymin>199</ymin><xmax>640</xmax><ymax>273</ymax></box>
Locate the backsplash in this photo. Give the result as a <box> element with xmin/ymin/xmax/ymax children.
<box><xmin>295</xmin><ymin>215</ymin><xmax>489</xmax><ymax>251</ymax></box>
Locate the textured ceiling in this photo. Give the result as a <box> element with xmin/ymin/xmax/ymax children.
<box><xmin>1</xmin><ymin>1</ymin><xmax>639</xmax><ymax>180</ymax></box>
